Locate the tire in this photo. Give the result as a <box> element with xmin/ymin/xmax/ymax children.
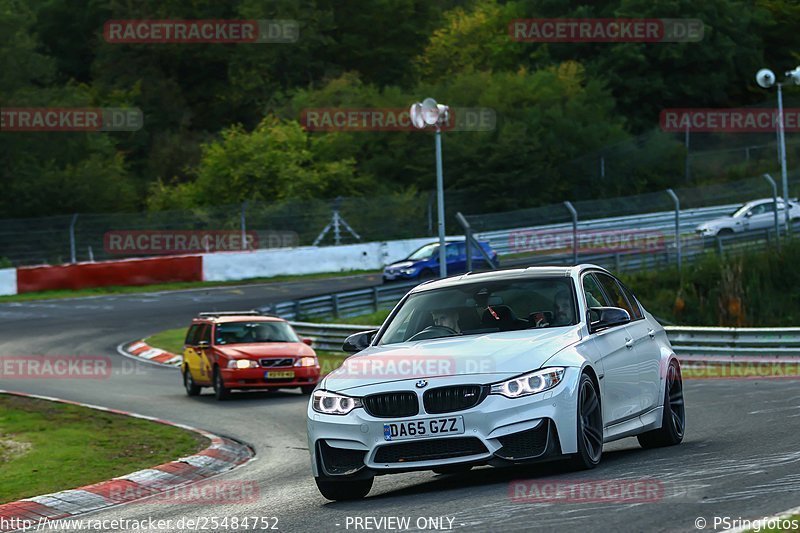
<box><xmin>300</xmin><ymin>385</ymin><xmax>316</xmax><ymax>395</ymax></box>
<box><xmin>638</xmin><ymin>359</ymin><xmax>685</xmax><ymax>449</ymax></box>
<box><xmin>419</xmin><ymin>268</ymin><xmax>435</xmax><ymax>280</ymax></box>
<box><xmin>314</xmin><ymin>476</ymin><xmax>373</xmax><ymax>501</ymax></box>
<box><xmin>183</xmin><ymin>367</ymin><xmax>201</xmax><ymax>396</ymax></box>
<box><xmin>568</xmin><ymin>373</ymin><xmax>603</xmax><ymax>470</ymax></box>
<box><xmin>213</xmin><ymin>367</ymin><xmax>231</xmax><ymax>401</ymax></box>
<box><xmin>717</xmin><ymin>228</ymin><xmax>734</xmax><ymax>236</ymax></box>
<box><xmin>432</xmin><ymin>465</ymin><xmax>473</xmax><ymax>475</ymax></box>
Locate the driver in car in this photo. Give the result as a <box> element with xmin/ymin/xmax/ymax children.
<box><xmin>431</xmin><ymin>308</ymin><xmax>461</xmax><ymax>332</ymax></box>
<box><xmin>551</xmin><ymin>290</ymin><xmax>574</xmax><ymax>327</ymax></box>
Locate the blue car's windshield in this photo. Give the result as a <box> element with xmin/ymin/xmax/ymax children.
<box><xmin>407</xmin><ymin>243</ymin><xmax>439</xmax><ymax>261</ymax></box>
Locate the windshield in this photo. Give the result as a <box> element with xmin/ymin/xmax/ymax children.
<box><xmin>407</xmin><ymin>243</ymin><xmax>439</xmax><ymax>261</ymax></box>
<box><xmin>379</xmin><ymin>277</ymin><xmax>577</xmax><ymax>345</ymax></box>
<box><xmin>214</xmin><ymin>321</ymin><xmax>299</xmax><ymax>345</ymax></box>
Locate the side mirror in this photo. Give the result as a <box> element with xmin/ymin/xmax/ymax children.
<box><xmin>588</xmin><ymin>307</ymin><xmax>631</xmax><ymax>333</ymax></box>
<box><xmin>342</xmin><ymin>330</ymin><xmax>378</xmax><ymax>353</ymax></box>
<box><xmin>197</xmin><ymin>340</ymin><xmax>210</xmax><ymax>349</ymax></box>
<box><xmin>744</xmin><ymin>211</ymin><xmax>753</xmax><ymax>218</ymax></box>
<box><xmin>302</xmin><ymin>337</ymin><xmax>313</xmax><ymax>346</ymax></box>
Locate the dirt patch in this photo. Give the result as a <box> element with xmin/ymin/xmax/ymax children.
<box><xmin>0</xmin><ymin>436</ymin><xmax>32</xmax><ymax>463</ymax></box>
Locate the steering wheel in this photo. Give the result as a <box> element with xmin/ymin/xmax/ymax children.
<box><xmin>407</xmin><ymin>325</ymin><xmax>459</xmax><ymax>342</ymax></box>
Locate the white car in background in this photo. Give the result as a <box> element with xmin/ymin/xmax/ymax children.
<box><xmin>696</xmin><ymin>198</ymin><xmax>800</xmax><ymax>236</ymax></box>
<box><xmin>307</xmin><ymin>265</ymin><xmax>685</xmax><ymax>501</ymax></box>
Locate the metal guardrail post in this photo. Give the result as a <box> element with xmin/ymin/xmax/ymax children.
<box><xmin>763</xmin><ymin>173</ymin><xmax>780</xmax><ymax>250</ymax></box>
<box><xmin>372</xmin><ymin>286</ymin><xmax>379</xmax><ymax>312</ymax></box>
<box><xmin>563</xmin><ymin>201</ymin><xmax>578</xmax><ymax>265</ymax></box>
<box><xmin>666</xmin><ymin>189</ymin><xmax>681</xmax><ymax>272</ymax></box>
<box><xmin>69</xmin><ymin>213</ymin><xmax>79</xmax><ymax>264</ymax></box>
<box><xmin>331</xmin><ymin>294</ymin><xmax>339</xmax><ymax>318</ymax></box>
<box><xmin>456</xmin><ymin>212</ymin><xmax>497</xmax><ymax>270</ymax></box>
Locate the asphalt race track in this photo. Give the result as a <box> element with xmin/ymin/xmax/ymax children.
<box><xmin>1</xmin><ymin>276</ymin><xmax>799</xmax><ymax>533</ymax></box>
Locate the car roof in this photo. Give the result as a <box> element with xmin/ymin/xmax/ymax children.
<box><xmin>193</xmin><ymin>315</ymin><xmax>285</xmax><ymax>324</ymax></box>
<box><xmin>409</xmin><ymin>264</ymin><xmax>606</xmax><ymax>293</ymax></box>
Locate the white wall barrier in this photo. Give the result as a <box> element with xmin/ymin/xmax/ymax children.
<box><xmin>0</xmin><ymin>268</ymin><xmax>17</xmax><ymax>296</ymax></box>
<box><xmin>202</xmin><ymin>237</ymin><xmax>437</xmax><ymax>282</ymax></box>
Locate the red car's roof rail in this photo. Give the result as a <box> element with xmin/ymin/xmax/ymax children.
<box><xmin>197</xmin><ymin>310</ymin><xmax>264</xmax><ymax>318</ymax></box>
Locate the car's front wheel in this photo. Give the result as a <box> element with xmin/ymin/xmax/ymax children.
<box><xmin>314</xmin><ymin>476</ymin><xmax>373</xmax><ymax>501</ymax></box>
<box><xmin>568</xmin><ymin>373</ymin><xmax>603</xmax><ymax>470</ymax></box>
<box><xmin>213</xmin><ymin>367</ymin><xmax>231</xmax><ymax>401</ymax></box>
<box><xmin>638</xmin><ymin>359</ymin><xmax>685</xmax><ymax>448</ymax></box>
<box><xmin>183</xmin><ymin>367</ymin><xmax>201</xmax><ymax>396</ymax></box>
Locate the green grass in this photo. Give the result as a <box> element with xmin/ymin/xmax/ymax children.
<box><xmin>0</xmin><ymin>394</ymin><xmax>206</xmax><ymax>503</ymax></box>
<box><xmin>0</xmin><ymin>269</ymin><xmax>380</xmax><ymax>303</ymax></box>
<box><xmin>146</xmin><ymin>327</ymin><xmax>188</xmax><ymax>355</ymax></box>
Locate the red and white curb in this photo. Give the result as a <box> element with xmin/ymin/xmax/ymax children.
<box><xmin>0</xmin><ymin>390</ymin><xmax>253</xmax><ymax>531</ymax></box>
<box><xmin>118</xmin><ymin>340</ymin><xmax>182</xmax><ymax>367</ymax></box>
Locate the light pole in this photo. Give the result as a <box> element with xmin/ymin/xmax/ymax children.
<box><xmin>410</xmin><ymin>98</ymin><xmax>450</xmax><ymax>278</ymax></box>
<box><xmin>756</xmin><ymin>66</ymin><xmax>800</xmax><ymax>235</ymax></box>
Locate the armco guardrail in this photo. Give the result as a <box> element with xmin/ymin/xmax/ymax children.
<box><xmin>291</xmin><ymin>321</ymin><xmax>800</xmax><ymax>357</ymax></box>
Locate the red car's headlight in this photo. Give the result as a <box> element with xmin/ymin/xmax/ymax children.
<box><xmin>295</xmin><ymin>356</ymin><xmax>318</xmax><ymax>367</ymax></box>
<box><xmin>227</xmin><ymin>359</ymin><xmax>259</xmax><ymax>369</ymax></box>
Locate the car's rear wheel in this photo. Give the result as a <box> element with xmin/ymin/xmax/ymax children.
<box><xmin>213</xmin><ymin>367</ymin><xmax>231</xmax><ymax>401</ymax></box>
<box><xmin>717</xmin><ymin>228</ymin><xmax>734</xmax><ymax>236</ymax></box>
<box><xmin>638</xmin><ymin>359</ymin><xmax>685</xmax><ymax>448</ymax></box>
<box><xmin>314</xmin><ymin>476</ymin><xmax>373</xmax><ymax>501</ymax></box>
<box><xmin>183</xmin><ymin>367</ymin><xmax>201</xmax><ymax>396</ymax></box>
<box><xmin>568</xmin><ymin>373</ymin><xmax>603</xmax><ymax>470</ymax></box>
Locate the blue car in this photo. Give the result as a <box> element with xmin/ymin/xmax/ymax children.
<box><xmin>382</xmin><ymin>240</ymin><xmax>498</xmax><ymax>282</ymax></box>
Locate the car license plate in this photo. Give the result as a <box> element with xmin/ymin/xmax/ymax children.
<box><xmin>383</xmin><ymin>416</ymin><xmax>464</xmax><ymax>441</ymax></box>
<box><xmin>265</xmin><ymin>371</ymin><xmax>295</xmax><ymax>379</ymax></box>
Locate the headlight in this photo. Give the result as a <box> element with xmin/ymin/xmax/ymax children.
<box><xmin>400</xmin><ymin>268</ymin><xmax>417</xmax><ymax>275</ymax></box>
<box><xmin>490</xmin><ymin>368</ymin><xmax>565</xmax><ymax>398</ymax></box>
<box><xmin>295</xmin><ymin>356</ymin><xmax>318</xmax><ymax>367</ymax></box>
<box><xmin>312</xmin><ymin>390</ymin><xmax>362</xmax><ymax>415</ymax></box>
<box><xmin>227</xmin><ymin>359</ymin><xmax>259</xmax><ymax>369</ymax></box>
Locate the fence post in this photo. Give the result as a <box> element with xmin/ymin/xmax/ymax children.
<box><xmin>563</xmin><ymin>201</ymin><xmax>578</xmax><ymax>265</ymax></box>
<box><xmin>240</xmin><ymin>201</ymin><xmax>248</xmax><ymax>250</ymax></box>
<box><xmin>294</xmin><ymin>301</ymin><xmax>301</xmax><ymax>320</ymax></box>
<box><xmin>331</xmin><ymin>293</ymin><xmax>339</xmax><ymax>319</ymax></box>
<box><xmin>763</xmin><ymin>173</ymin><xmax>780</xmax><ymax>250</ymax></box>
<box><xmin>456</xmin><ymin>212</ymin><xmax>497</xmax><ymax>270</ymax></box>
<box><xmin>666</xmin><ymin>189</ymin><xmax>681</xmax><ymax>272</ymax></box>
<box><xmin>372</xmin><ymin>286</ymin><xmax>379</xmax><ymax>312</ymax></box>
<box><xmin>69</xmin><ymin>214</ymin><xmax>79</xmax><ymax>264</ymax></box>
<box><xmin>716</xmin><ymin>236</ymin><xmax>724</xmax><ymax>256</ymax></box>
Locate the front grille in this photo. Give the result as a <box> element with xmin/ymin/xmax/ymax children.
<box><xmin>495</xmin><ymin>420</ymin><xmax>551</xmax><ymax>460</ymax></box>
<box><xmin>318</xmin><ymin>441</ymin><xmax>367</xmax><ymax>476</ymax></box>
<box><xmin>374</xmin><ymin>437</ymin><xmax>487</xmax><ymax>463</ymax></box>
<box><xmin>363</xmin><ymin>392</ymin><xmax>419</xmax><ymax>418</ymax></box>
<box><xmin>260</xmin><ymin>358</ymin><xmax>293</xmax><ymax>368</ymax></box>
<box><xmin>423</xmin><ymin>385</ymin><xmax>488</xmax><ymax>414</ymax></box>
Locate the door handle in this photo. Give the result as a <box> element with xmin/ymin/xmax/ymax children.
<box><xmin>625</xmin><ymin>338</ymin><xmax>634</xmax><ymax>349</ymax></box>
<box><xmin>648</xmin><ymin>329</ymin><xmax>656</xmax><ymax>339</ymax></box>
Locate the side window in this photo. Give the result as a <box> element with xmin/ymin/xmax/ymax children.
<box><xmin>595</xmin><ymin>273</ymin><xmax>635</xmax><ymax>318</ymax></box>
<box><xmin>617</xmin><ymin>281</ymin><xmax>644</xmax><ymax>320</ymax></box>
<box><xmin>446</xmin><ymin>244</ymin><xmax>460</xmax><ymax>260</ymax></box>
<box><xmin>750</xmin><ymin>204</ymin><xmax>766</xmax><ymax>215</ymax></box>
<box><xmin>184</xmin><ymin>324</ymin><xmax>200</xmax><ymax>345</ymax></box>
<box><xmin>583</xmin><ymin>274</ymin><xmax>611</xmax><ymax>310</ymax></box>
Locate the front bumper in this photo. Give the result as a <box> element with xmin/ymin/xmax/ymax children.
<box><xmin>221</xmin><ymin>365</ymin><xmax>320</xmax><ymax>390</ymax></box>
<box><xmin>307</xmin><ymin>368</ymin><xmax>581</xmax><ymax>477</ymax></box>
<box><xmin>382</xmin><ymin>270</ymin><xmax>417</xmax><ymax>281</ymax></box>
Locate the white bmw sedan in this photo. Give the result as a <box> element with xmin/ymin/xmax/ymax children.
<box><xmin>307</xmin><ymin>265</ymin><xmax>685</xmax><ymax>500</ymax></box>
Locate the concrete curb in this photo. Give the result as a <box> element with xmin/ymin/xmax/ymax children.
<box><xmin>0</xmin><ymin>390</ymin><xmax>254</xmax><ymax>531</ymax></box>
<box><xmin>118</xmin><ymin>340</ymin><xmax>182</xmax><ymax>368</ymax></box>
